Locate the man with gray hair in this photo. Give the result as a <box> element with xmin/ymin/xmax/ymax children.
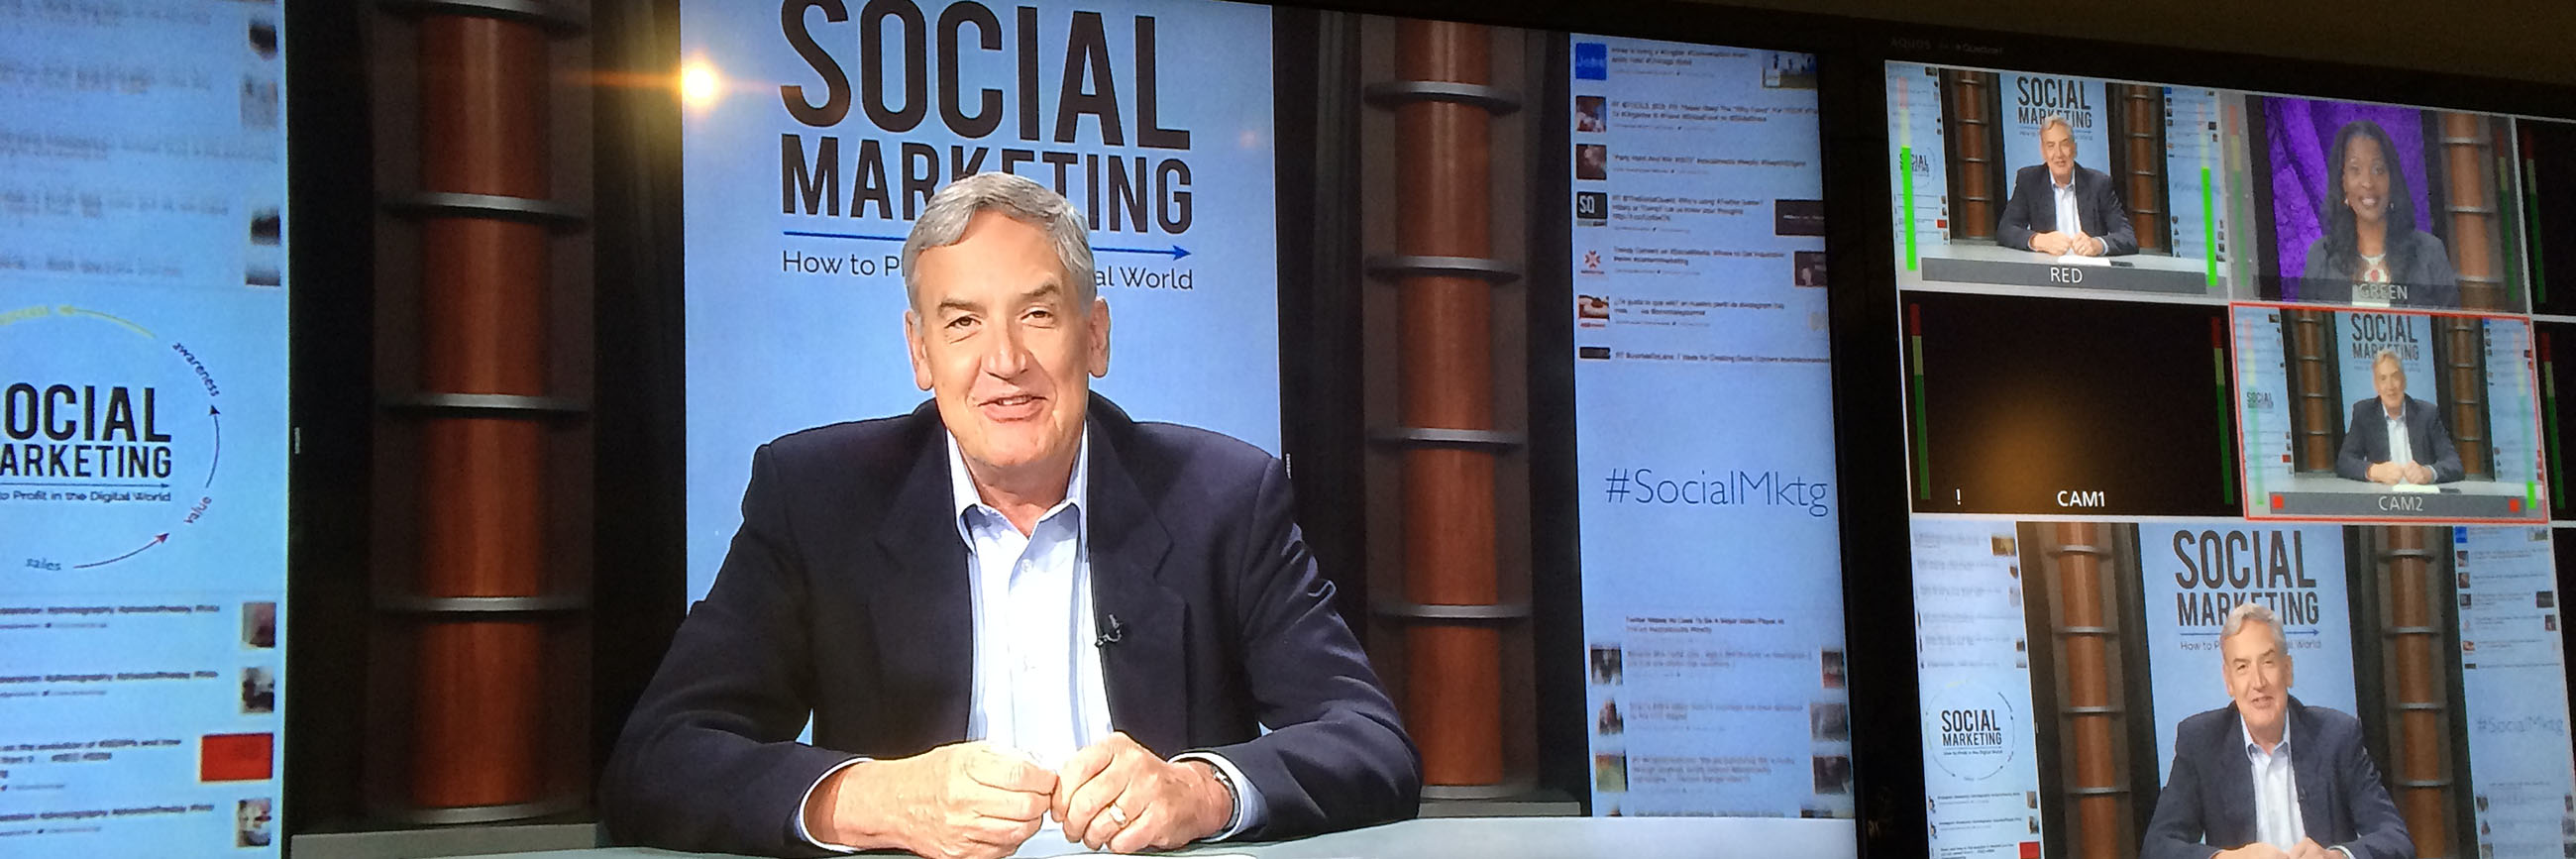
<box><xmin>1995</xmin><ymin>113</ymin><xmax>2138</xmax><ymax>259</ymax></box>
<box><xmin>604</xmin><ymin>171</ymin><xmax>1419</xmax><ymax>858</ymax></box>
<box><xmin>2336</xmin><ymin>348</ymin><xmax>2463</xmax><ymax>484</ymax></box>
<box><xmin>2141</xmin><ymin>601</ymin><xmax>2409</xmax><ymax>859</ymax></box>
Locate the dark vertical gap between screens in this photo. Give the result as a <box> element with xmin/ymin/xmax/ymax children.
<box><xmin>1820</xmin><ymin>38</ymin><xmax>1929</xmax><ymax>858</ymax></box>
<box><xmin>284</xmin><ymin>0</ymin><xmax>376</xmax><ymax>833</ymax></box>
<box><xmin>1525</xmin><ymin>29</ymin><xmax>1588</xmax><ymax>810</ymax></box>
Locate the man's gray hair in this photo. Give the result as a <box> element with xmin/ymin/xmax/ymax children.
<box><xmin>2040</xmin><ymin>114</ymin><xmax>2074</xmax><ymax>139</ymax></box>
<box><xmin>2221</xmin><ymin>601</ymin><xmax>2291</xmax><ymax>657</ymax></box>
<box><xmin>2373</xmin><ymin>349</ymin><xmax>2405</xmax><ymax>375</ymax></box>
<box><xmin>901</xmin><ymin>171</ymin><xmax>1095</xmax><ymax>308</ymax></box>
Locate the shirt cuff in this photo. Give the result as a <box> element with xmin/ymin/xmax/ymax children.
<box><xmin>2330</xmin><ymin>847</ymin><xmax>2354</xmax><ymax>859</ymax></box>
<box><xmin>791</xmin><ymin>757</ymin><xmax>871</xmax><ymax>853</ymax></box>
<box><xmin>1171</xmin><ymin>751</ymin><xmax>1265</xmax><ymax>841</ymax></box>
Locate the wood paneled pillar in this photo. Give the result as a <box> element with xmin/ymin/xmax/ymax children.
<box><xmin>409</xmin><ymin>15</ymin><xmax>553</xmax><ymax>810</ymax></box>
<box><xmin>2043</xmin><ymin>522</ymin><xmax>2123</xmax><ymax>859</ymax></box>
<box><xmin>1946</xmin><ymin>71</ymin><xmax>1999</xmax><ymax>242</ymax></box>
<box><xmin>2438</xmin><ymin>113</ymin><xmax>2504</xmax><ymax>311</ymax></box>
<box><xmin>2117</xmin><ymin>85</ymin><xmax>2169</xmax><ymax>254</ymax></box>
<box><xmin>1392</xmin><ymin>19</ymin><xmax>1504</xmax><ymax>790</ymax></box>
<box><xmin>2437</xmin><ymin>319</ymin><xmax>2493</xmax><ymax>479</ymax></box>
<box><xmin>369</xmin><ymin>0</ymin><xmax>592</xmax><ymax>824</ymax></box>
<box><xmin>2378</xmin><ymin>526</ymin><xmax>2453</xmax><ymax>858</ymax></box>
<box><xmin>2289</xmin><ymin>309</ymin><xmax>2338</xmax><ymax>473</ymax></box>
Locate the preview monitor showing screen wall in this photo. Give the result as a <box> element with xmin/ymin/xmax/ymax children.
<box><xmin>1886</xmin><ymin>57</ymin><xmax>2572</xmax><ymax>859</ymax></box>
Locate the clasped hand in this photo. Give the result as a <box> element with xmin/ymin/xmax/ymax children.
<box><xmin>805</xmin><ymin>732</ymin><xmax>1231</xmax><ymax>859</ymax></box>
<box><xmin>2031</xmin><ymin>230</ymin><xmax>2098</xmax><ymax>257</ymax></box>
<box><xmin>2364</xmin><ymin>460</ymin><xmax>2433</xmax><ymax>484</ymax></box>
<box><xmin>2216</xmin><ymin>837</ymin><xmax>2335</xmax><ymax>859</ymax></box>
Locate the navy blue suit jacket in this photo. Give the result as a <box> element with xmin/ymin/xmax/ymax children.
<box><xmin>2141</xmin><ymin>698</ymin><xmax>2411</xmax><ymax>859</ymax></box>
<box><xmin>600</xmin><ymin>396</ymin><xmax>1419</xmax><ymax>856</ymax></box>
<box><xmin>1996</xmin><ymin>163</ymin><xmax>2139</xmax><ymax>257</ymax></box>
<box><xmin>2334</xmin><ymin>395</ymin><xmax>2464</xmax><ymax>483</ymax></box>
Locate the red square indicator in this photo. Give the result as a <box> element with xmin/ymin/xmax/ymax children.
<box><xmin>200</xmin><ymin>733</ymin><xmax>273</xmax><ymax>782</ymax></box>
<box><xmin>2019</xmin><ymin>840</ymin><xmax>2042</xmax><ymax>859</ymax></box>
<box><xmin>2509</xmin><ymin>497</ymin><xmax>2523</xmax><ymax>512</ymax></box>
<box><xmin>2269</xmin><ymin>493</ymin><xmax>2286</xmax><ymax>509</ymax></box>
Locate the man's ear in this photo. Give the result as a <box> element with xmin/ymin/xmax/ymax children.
<box><xmin>1086</xmin><ymin>296</ymin><xmax>1111</xmax><ymax>378</ymax></box>
<box><xmin>905</xmin><ymin>309</ymin><xmax>933</xmax><ymax>390</ymax></box>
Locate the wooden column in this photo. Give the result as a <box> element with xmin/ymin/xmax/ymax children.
<box><xmin>2439</xmin><ymin>114</ymin><xmax>2502</xmax><ymax>311</ymax></box>
<box><xmin>2119</xmin><ymin>85</ymin><xmax>2169</xmax><ymax>254</ymax></box>
<box><xmin>1947</xmin><ymin>71</ymin><xmax>1998</xmax><ymax>242</ymax></box>
<box><xmin>2437</xmin><ymin>319</ymin><xmax>2492</xmax><ymax>480</ymax></box>
<box><xmin>2379</xmin><ymin>526</ymin><xmax>2451</xmax><ymax>858</ymax></box>
<box><xmin>366</xmin><ymin>0</ymin><xmax>590</xmax><ymax>828</ymax></box>
<box><xmin>2289</xmin><ymin>310</ymin><xmax>2338</xmax><ymax>473</ymax></box>
<box><xmin>1392</xmin><ymin>19</ymin><xmax>1503</xmax><ymax>789</ymax></box>
<box><xmin>2044</xmin><ymin>522</ymin><xmax>2122</xmax><ymax>859</ymax></box>
<box><xmin>410</xmin><ymin>13</ymin><xmax>552</xmax><ymax>810</ymax></box>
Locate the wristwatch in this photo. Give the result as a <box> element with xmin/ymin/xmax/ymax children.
<box><xmin>1203</xmin><ymin>762</ymin><xmax>1240</xmax><ymax>832</ymax></box>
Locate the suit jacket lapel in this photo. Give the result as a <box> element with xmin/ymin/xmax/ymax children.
<box><xmin>2212</xmin><ymin>704</ymin><xmax>2259</xmax><ymax>843</ymax></box>
<box><xmin>869</xmin><ymin>414</ymin><xmax>974</xmax><ymax>749</ymax></box>
<box><xmin>1083</xmin><ymin>418</ymin><xmax>1187</xmax><ymax>756</ymax></box>
<box><xmin>2036</xmin><ymin>171</ymin><xmax>2062</xmax><ymax>237</ymax></box>
<box><xmin>2406</xmin><ymin>398</ymin><xmax>2431</xmax><ymax>463</ymax></box>
<box><xmin>2288</xmin><ymin>700</ymin><xmax>2336</xmax><ymax>840</ymax></box>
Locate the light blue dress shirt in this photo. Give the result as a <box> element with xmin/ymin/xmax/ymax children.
<box><xmin>2241</xmin><ymin>714</ymin><xmax>2353</xmax><ymax>859</ymax></box>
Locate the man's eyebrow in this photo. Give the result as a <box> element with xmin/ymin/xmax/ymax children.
<box><xmin>934</xmin><ymin>296</ymin><xmax>982</xmax><ymax>315</ymax></box>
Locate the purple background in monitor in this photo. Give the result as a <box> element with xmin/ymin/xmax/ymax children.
<box><xmin>2266</xmin><ymin>97</ymin><xmax>2433</xmax><ymax>283</ymax></box>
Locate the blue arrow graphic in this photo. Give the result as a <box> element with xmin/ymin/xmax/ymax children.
<box><xmin>1094</xmin><ymin>244</ymin><xmax>1191</xmax><ymax>261</ymax></box>
<box><xmin>783</xmin><ymin>230</ymin><xmax>907</xmax><ymax>242</ymax></box>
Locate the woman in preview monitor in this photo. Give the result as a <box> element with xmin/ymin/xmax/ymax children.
<box><xmin>2300</xmin><ymin>119</ymin><xmax>2458</xmax><ymax>308</ymax></box>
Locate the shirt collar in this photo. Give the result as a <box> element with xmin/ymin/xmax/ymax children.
<box><xmin>2051</xmin><ymin>167</ymin><xmax>2078</xmax><ymax>190</ymax></box>
<box><xmin>2240</xmin><ymin>709</ymin><xmax>2293</xmax><ymax>760</ymax></box>
<box><xmin>946</xmin><ymin>429</ymin><xmax>1090</xmax><ymax>539</ymax></box>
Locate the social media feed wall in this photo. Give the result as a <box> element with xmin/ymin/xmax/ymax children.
<box><xmin>1892</xmin><ymin>61</ymin><xmax>2576</xmax><ymax>859</ymax></box>
<box><xmin>1568</xmin><ymin>37</ymin><xmax>1854</xmax><ymax>823</ymax></box>
<box><xmin>1</xmin><ymin>3</ymin><xmax>291</xmax><ymax>854</ymax></box>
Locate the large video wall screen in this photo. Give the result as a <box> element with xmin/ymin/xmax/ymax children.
<box><xmin>1566</xmin><ymin>36</ymin><xmax>1850</xmax><ymax>822</ymax></box>
<box><xmin>0</xmin><ymin>2</ymin><xmax>292</xmax><ymax>854</ymax></box>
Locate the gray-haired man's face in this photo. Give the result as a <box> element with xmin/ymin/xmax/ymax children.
<box><xmin>2041</xmin><ymin>124</ymin><xmax>2077</xmax><ymax>184</ymax></box>
<box><xmin>2219</xmin><ymin>618</ymin><xmax>2294</xmax><ymax>739</ymax></box>
<box><xmin>904</xmin><ymin>210</ymin><xmax>1110</xmax><ymax>487</ymax></box>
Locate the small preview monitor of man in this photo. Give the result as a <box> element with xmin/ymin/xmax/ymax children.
<box><xmin>1995</xmin><ymin>114</ymin><xmax>2139</xmax><ymax>259</ymax></box>
<box><xmin>601</xmin><ymin>172</ymin><xmax>1421</xmax><ymax>858</ymax></box>
<box><xmin>2141</xmin><ymin>603</ymin><xmax>2411</xmax><ymax>859</ymax></box>
<box><xmin>2334</xmin><ymin>349</ymin><xmax>2464</xmax><ymax>485</ymax></box>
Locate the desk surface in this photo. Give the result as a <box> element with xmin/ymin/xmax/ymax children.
<box><xmin>2256</xmin><ymin>473</ymin><xmax>2539</xmax><ymax>518</ymax></box>
<box><xmin>1910</xmin><ymin>241</ymin><xmax>2215</xmax><ymax>269</ymax></box>
<box><xmin>481</xmin><ymin>817</ymin><xmax>1859</xmax><ymax>859</ymax></box>
<box><xmin>1901</xmin><ymin>241</ymin><xmax>2229</xmax><ymax>296</ymax></box>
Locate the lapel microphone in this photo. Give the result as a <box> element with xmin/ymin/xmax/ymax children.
<box><xmin>1095</xmin><ymin>614</ymin><xmax>1126</xmax><ymax>647</ymax></box>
